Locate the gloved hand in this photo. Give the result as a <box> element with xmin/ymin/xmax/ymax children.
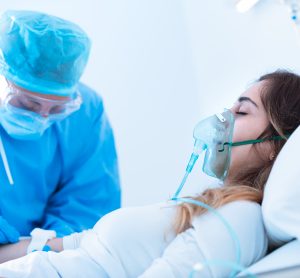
<box><xmin>0</xmin><ymin>216</ymin><xmax>20</xmax><ymax>244</ymax></box>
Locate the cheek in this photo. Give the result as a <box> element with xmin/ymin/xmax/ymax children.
<box><xmin>232</xmin><ymin>115</ymin><xmax>267</xmax><ymax>143</ymax></box>
<box><xmin>230</xmin><ymin>144</ymin><xmax>252</xmax><ymax>168</ymax></box>
<box><xmin>232</xmin><ymin>120</ymin><xmax>254</xmax><ymax>143</ymax></box>
<box><xmin>229</xmin><ymin>143</ymin><xmax>269</xmax><ymax>174</ymax></box>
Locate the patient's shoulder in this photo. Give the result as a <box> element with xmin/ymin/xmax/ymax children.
<box><xmin>195</xmin><ymin>199</ymin><xmax>261</xmax><ymax>218</ymax></box>
<box><xmin>192</xmin><ymin>200</ymin><xmax>264</xmax><ymax>234</ymax></box>
<box><xmin>219</xmin><ymin>200</ymin><xmax>262</xmax><ymax>218</ymax></box>
<box><xmin>223</xmin><ymin>200</ymin><xmax>263</xmax><ymax>223</ymax></box>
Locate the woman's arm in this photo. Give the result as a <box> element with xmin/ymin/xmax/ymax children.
<box><xmin>139</xmin><ymin>201</ymin><xmax>267</xmax><ymax>278</ymax></box>
<box><xmin>0</xmin><ymin>236</ymin><xmax>108</xmax><ymax>278</ymax></box>
<box><xmin>0</xmin><ymin>239</ymin><xmax>30</xmax><ymax>264</ymax></box>
<box><xmin>0</xmin><ymin>238</ymin><xmax>63</xmax><ymax>263</ymax></box>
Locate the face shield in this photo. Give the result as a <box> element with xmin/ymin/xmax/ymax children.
<box><xmin>3</xmin><ymin>84</ymin><xmax>82</xmax><ymax>118</ymax></box>
<box><xmin>0</xmin><ymin>80</ymin><xmax>82</xmax><ymax>140</ymax></box>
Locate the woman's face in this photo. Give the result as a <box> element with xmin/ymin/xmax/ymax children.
<box><xmin>226</xmin><ymin>81</ymin><xmax>272</xmax><ymax>182</ymax></box>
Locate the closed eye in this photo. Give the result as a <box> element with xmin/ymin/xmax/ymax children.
<box><xmin>236</xmin><ymin>112</ymin><xmax>248</xmax><ymax>115</ymax></box>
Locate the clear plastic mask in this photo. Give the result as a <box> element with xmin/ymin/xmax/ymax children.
<box><xmin>172</xmin><ymin>109</ymin><xmax>288</xmax><ymax>199</ymax></box>
<box><xmin>193</xmin><ymin>109</ymin><xmax>235</xmax><ymax>180</ymax></box>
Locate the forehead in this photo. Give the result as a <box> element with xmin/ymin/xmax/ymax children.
<box><xmin>240</xmin><ymin>81</ymin><xmax>265</xmax><ymax>101</ymax></box>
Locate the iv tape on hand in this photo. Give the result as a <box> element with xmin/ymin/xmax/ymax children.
<box><xmin>27</xmin><ymin>228</ymin><xmax>56</xmax><ymax>254</ymax></box>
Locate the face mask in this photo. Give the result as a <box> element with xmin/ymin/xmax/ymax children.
<box><xmin>193</xmin><ymin>109</ymin><xmax>235</xmax><ymax>180</ymax></box>
<box><xmin>172</xmin><ymin>109</ymin><xmax>288</xmax><ymax>199</ymax></box>
<box><xmin>0</xmin><ymin>105</ymin><xmax>57</xmax><ymax>140</ymax></box>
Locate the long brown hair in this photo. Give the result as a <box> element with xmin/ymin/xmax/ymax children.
<box><xmin>174</xmin><ymin>70</ymin><xmax>300</xmax><ymax>234</ymax></box>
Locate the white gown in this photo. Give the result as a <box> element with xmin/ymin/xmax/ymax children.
<box><xmin>0</xmin><ymin>200</ymin><xmax>267</xmax><ymax>278</ymax></box>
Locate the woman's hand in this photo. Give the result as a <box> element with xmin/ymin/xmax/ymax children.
<box><xmin>46</xmin><ymin>237</ymin><xmax>63</xmax><ymax>252</ymax></box>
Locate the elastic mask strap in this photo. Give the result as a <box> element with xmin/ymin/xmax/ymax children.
<box><xmin>218</xmin><ymin>135</ymin><xmax>290</xmax><ymax>153</ymax></box>
<box><xmin>0</xmin><ymin>134</ymin><xmax>14</xmax><ymax>185</ymax></box>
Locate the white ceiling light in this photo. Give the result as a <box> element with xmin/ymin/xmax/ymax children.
<box><xmin>236</xmin><ymin>0</ymin><xmax>261</xmax><ymax>13</ymax></box>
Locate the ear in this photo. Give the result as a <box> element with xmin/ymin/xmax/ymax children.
<box><xmin>269</xmin><ymin>152</ymin><xmax>276</xmax><ymax>161</ymax></box>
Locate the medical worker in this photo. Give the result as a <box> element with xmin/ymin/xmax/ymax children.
<box><xmin>0</xmin><ymin>70</ymin><xmax>299</xmax><ymax>277</ymax></box>
<box><xmin>0</xmin><ymin>10</ymin><xmax>120</xmax><ymax>246</ymax></box>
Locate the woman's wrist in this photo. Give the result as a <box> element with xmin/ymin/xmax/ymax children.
<box><xmin>46</xmin><ymin>237</ymin><xmax>63</xmax><ymax>252</ymax></box>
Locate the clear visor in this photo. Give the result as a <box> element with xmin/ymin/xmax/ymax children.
<box><xmin>1</xmin><ymin>82</ymin><xmax>82</xmax><ymax>119</ymax></box>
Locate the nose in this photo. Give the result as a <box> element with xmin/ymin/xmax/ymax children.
<box><xmin>229</xmin><ymin>106</ymin><xmax>235</xmax><ymax>114</ymax></box>
<box><xmin>39</xmin><ymin>104</ymin><xmax>52</xmax><ymax>118</ymax></box>
<box><xmin>41</xmin><ymin>113</ymin><xmax>49</xmax><ymax>118</ymax></box>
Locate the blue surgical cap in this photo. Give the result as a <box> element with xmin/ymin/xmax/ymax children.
<box><xmin>0</xmin><ymin>10</ymin><xmax>91</xmax><ymax>96</ymax></box>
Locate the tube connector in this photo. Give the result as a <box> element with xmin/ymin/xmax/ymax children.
<box><xmin>186</xmin><ymin>153</ymin><xmax>199</xmax><ymax>173</ymax></box>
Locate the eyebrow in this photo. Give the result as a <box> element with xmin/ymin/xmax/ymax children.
<box><xmin>238</xmin><ymin>97</ymin><xmax>258</xmax><ymax>108</ymax></box>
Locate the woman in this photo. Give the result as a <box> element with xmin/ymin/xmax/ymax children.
<box><xmin>0</xmin><ymin>70</ymin><xmax>299</xmax><ymax>277</ymax></box>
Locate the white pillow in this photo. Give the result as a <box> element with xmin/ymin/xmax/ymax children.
<box><xmin>262</xmin><ymin>125</ymin><xmax>300</xmax><ymax>246</ymax></box>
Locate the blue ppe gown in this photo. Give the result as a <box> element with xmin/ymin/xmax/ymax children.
<box><xmin>0</xmin><ymin>83</ymin><xmax>121</xmax><ymax>243</ymax></box>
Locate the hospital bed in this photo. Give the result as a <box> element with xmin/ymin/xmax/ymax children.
<box><xmin>240</xmin><ymin>240</ymin><xmax>300</xmax><ymax>277</ymax></box>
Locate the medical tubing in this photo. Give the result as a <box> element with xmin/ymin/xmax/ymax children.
<box><xmin>172</xmin><ymin>140</ymin><xmax>205</xmax><ymax>199</ymax></box>
<box><xmin>189</xmin><ymin>260</ymin><xmax>257</xmax><ymax>278</ymax></box>
<box><xmin>172</xmin><ymin>171</ymin><xmax>190</xmax><ymax>199</ymax></box>
<box><xmin>172</xmin><ymin>152</ymin><xmax>200</xmax><ymax>199</ymax></box>
<box><xmin>171</xmin><ymin>197</ymin><xmax>241</xmax><ymax>278</ymax></box>
<box><xmin>186</xmin><ymin>153</ymin><xmax>199</xmax><ymax>173</ymax></box>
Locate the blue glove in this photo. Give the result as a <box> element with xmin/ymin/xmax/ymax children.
<box><xmin>0</xmin><ymin>216</ymin><xmax>20</xmax><ymax>244</ymax></box>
